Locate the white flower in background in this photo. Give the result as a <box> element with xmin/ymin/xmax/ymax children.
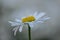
<box><xmin>8</xmin><ymin>12</ymin><xmax>50</xmax><ymax>36</ymax></box>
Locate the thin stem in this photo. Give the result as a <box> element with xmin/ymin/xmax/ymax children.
<box><xmin>28</xmin><ymin>24</ymin><xmax>31</xmax><ymax>40</ymax></box>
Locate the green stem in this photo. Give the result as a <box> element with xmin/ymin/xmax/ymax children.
<box><xmin>28</xmin><ymin>24</ymin><xmax>31</xmax><ymax>40</ymax></box>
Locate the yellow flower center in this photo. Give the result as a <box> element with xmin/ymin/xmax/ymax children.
<box><xmin>22</xmin><ymin>16</ymin><xmax>35</xmax><ymax>23</ymax></box>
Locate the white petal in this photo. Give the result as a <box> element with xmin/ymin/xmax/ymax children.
<box><xmin>19</xmin><ymin>25</ymin><xmax>23</xmax><ymax>32</ymax></box>
<box><xmin>13</xmin><ymin>26</ymin><xmax>19</xmax><ymax>36</ymax></box>
<box><xmin>33</xmin><ymin>11</ymin><xmax>38</xmax><ymax>17</ymax></box>
<box><xmin>14</xmin><ymin>30</ymin><xmax>17</xmax><ymax>36</ymax></box>
<box><xmin>36</xmin><ymin>12</ymin><xmax>45</xmax><ymax>20</ymax></box>
<box><xmin>14</xmin><ymin>18</ymin><xmax>22</xmax><ymax>23</ymax></box>
<box><xmin>35</xmin><ymin>17</ymin><xmax>50</xmax><ymax>24</ymax></box>
<box><xmin>39</xmin><ymin>17</ymin><xmax>50</xmax><ymax>21</ymax></box>
<box><xmin>12</xmin><ymin>27</ymin><xmax>18</xmax><ymax>31</ymax></box>
<box><xmin>29</xmin><ymin>22</ymin><xmax>34</xmax><ymax>28</ymax></box>
<box><xmin>36</xmin><ymin>21</ymin><xmax>44</xmax><ymax>23</ymax></box>
<box><xmin>8</xmin><ymin>21</ymin><xmax>20</xmax><ymax>26</ymax></box>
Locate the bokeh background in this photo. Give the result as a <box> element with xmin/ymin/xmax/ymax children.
<box><xmin>0</xmin><ymin>0</ymin><xmax>60</xmax><ymax>40</ymax></box>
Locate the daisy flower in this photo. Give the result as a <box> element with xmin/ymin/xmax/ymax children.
<box><xmin>8</xmin><ymin>12</ymin><xmax>50</xmax><ymax>36</ymax></box>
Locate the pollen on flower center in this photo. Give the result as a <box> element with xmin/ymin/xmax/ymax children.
<box><xmin>22</xmin><ymin>16</ymin><xmax>35</xmax><ymax>23</ymax></box>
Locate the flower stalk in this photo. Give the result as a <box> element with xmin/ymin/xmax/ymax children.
<box><xmin>28</xmin><ymin>24</ymin><xmax>31</xmax><ymax>40</ymax></box>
